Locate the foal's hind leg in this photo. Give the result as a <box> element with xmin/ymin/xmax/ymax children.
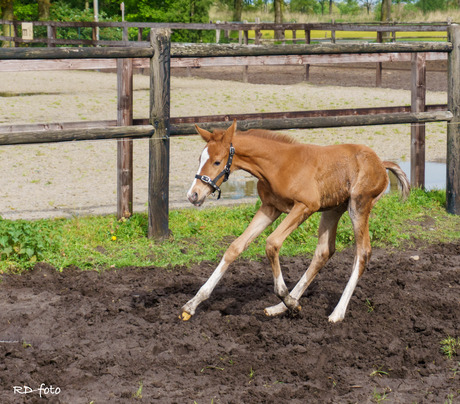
<box><xmin>328</xmin><ymin>199</ymin><xmax>373</xmax><ymax>323</ymax></box>
<box><xmin>265</xmin><ymin>206</ymin><xmax>346</xmax><ymax>317</ymax></box>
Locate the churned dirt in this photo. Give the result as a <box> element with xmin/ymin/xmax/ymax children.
<box><xmin>0</xmin><ymin>242</ymin><xmax>459</xmax><ymax>403</ymax></box>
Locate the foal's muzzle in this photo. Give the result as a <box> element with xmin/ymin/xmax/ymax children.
<box><xmin>188</xmin><ymin>191</ymin><xmax>203</xmax><ymax>206</ymax></box>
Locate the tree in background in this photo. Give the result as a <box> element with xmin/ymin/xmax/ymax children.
<box><xmin>381</xmin><ymin>0</ymin><xmax>391</xmax><ymax>21</ymax></box>
<box><xmin>337</xmin><ymin>0</ymin><xmax>361</xmax><ymax>15</ymax></box>
<box><xmin>274</xmin><ymin>0</ymin><xmax>283</xmax><ymax>23</ymax></box>
<box><xmin>274</xmin><ymin>0</ymin><xmax>283</xmax><ymax>39</ymax></box>
<box><xmin>125</xmin><ymin>0</ymin><xmax>213</xmax><ymax>42</ymax></box>
<box><xmin>290</xmin><ymin>0</ymin><xmax>319</xmax><ymax>14</ymax></box>
<box><xmin>417</xmin><ymin>0</ymin><xmax>448</xmax><ymax>13</ymax></box>
<box><xmin>233</xmin><ymin>0</ymin><xmax>243</xmax><ymax>21</ymax></box>
<box><xmin>360</xmin><ymin>0</ymin><xmax>377</xmax><ymax>14</ymax></box>
<box><xmin>37</xmin><ymin>0</ymin><xmax>50</xmax><ymax>20</ymax></box>
<box><xmin>1</xmin><ymin>0</ymin><xmax>14</xmax><ymax>47</ymax></box>
<box><xmin>380</xmin><ymin>0</ymin><xmax>391</xmax><ymax>41</ymax></box>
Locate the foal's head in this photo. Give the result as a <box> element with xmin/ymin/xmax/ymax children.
<box><xmin>187</xmin><ymin>120</ymin><xmax>236</xmax><ymax>206</ymax></box>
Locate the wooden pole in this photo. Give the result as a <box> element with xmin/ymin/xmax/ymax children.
<box><xmin>447</xmin><ymin>25</ymin><xmax>460</xmax><ymax>214</ymax></box>
<box><xmin>149</xmin><ymin>28</ymin><xmax>171</xmax><ymax>238</ymax></box>
<box><xmin>304</xmin><ymin>29</ymin><xmax>311</xmax><ymax>81</ymax></box>
<box><xmin>243</xmin><ymin>21</ymin><xmax>249</xmax><ymax>83</ymax></box>
<box><xmin>376</xmin><ymin>31</ymin><xmax>382</xmax><ymax>87</ymax></box>
<box><xmin>47</xmin><ymin>24</ymin><xmax>56</xmax><ymax>48</ymax></box>
<box><xmin>410</xmin><ymin>52</ymin><xmax>426</xmax><ymax>188</ymax></box>
<box><xmin>117</xmin><ymin>58</ymin><xmax>134</xmax><ymax>219</ymax></box>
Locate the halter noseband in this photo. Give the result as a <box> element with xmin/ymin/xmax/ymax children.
<box><xmin>195</xmin><ymin>144</ymin><xmax>235</xmax><ymax>200</ymax></box>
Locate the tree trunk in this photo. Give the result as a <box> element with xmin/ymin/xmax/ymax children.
<box><xmin>1</xmin><ymin>0</ymin><xmax>14</xmax><ymax>48</ymax></box>
<box><xmin>329</xmin><ymin>0</ymin><xmax>333</xmax><ymax>15</ymax></box>
<box><xmin>274</xmin><ymin>0</ymin><xmax>283</xmax><ymax>40</ymax></box>
<box><xmin>38</xmin><ymin>0</ymin><xmax>51</xmax><ymax>20</ymax></box>
<box><xmin>381</xmin><ymin>0</ymin><xmax>391</xmax><ymax>42</ymax></box>
<box><xmin>232</xmin><ymin>0</ymin><xmax>243</xmax><ymax>22</ymax></box>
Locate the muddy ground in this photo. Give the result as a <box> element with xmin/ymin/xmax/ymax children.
<box><xmin>0</xmin><ymin>241</ymin><xmax>459</xmax><ymax>403</ymax></box>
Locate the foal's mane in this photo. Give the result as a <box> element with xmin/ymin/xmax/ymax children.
<box><xmin>237</xmin><ymin>129</ymin><xmax>298</xmax><ymax>144</ymax></box>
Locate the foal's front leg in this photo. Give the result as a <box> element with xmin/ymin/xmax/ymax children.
<box><xmin>180</xmin><ymin>205</ymin><xmax>280</xmax><ymax>321</ymax></box>
<box><xmin>265</xmin><ymin>203</ymin><xmax>312</xmax><ymax>315</ymax></box>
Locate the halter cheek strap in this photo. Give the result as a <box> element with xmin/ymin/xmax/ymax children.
<box><xmin>195</xmin><ymin>144</ymin><xmax>235</xmax><ymax>200</ymax></box>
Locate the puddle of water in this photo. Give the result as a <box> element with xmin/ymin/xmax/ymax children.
<box><xmin>389</xmin><ymin>161</ymin><xmax>446</xmax><ymax>191</ymax></box>
<box><xmin>0</xmin><ymin>92</ymin><xmax>57</xmax><ymax>97</ymax></box>
<box><xmin>221</xmin><ymin>176</ymin><xmax>258</xmax><ymax>200</ymax></box>
<box><xmin>221</xmin><ymin>161</ymin><xmax>446</xmax><ymax>201</ymax></box>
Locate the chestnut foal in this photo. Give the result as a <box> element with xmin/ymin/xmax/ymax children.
<box><xmin>181</xmin><ymin>120</ymin><xmax>410</xmax><ymax>322</ymax></box>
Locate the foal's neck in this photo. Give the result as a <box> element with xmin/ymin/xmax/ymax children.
<box><xmin>232</xmin><ymin>134</ymin><xmax>284</xmax><ymax>180</ymax></box>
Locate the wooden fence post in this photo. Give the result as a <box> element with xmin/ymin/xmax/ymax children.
<box><xmin>216</xmin><ymin>21</ymin><xmax>221</xmax><ymax>43</ymax></box>
<box><xmin>447</xmin><ymin>24</ymin><xmax>460</xmax><ymax>214</ymax></box>
<box><xmin>117</xmin><ymin>58</ymin><xmax>134</xmax><ymax>219</ymax></box>
<box><xmin>242</xmin><ymin>20</ymin><xmax>249</xmax><ymax>83</ymax></box>
<box><xmin>47</xmin><ymin>24</ymin><xmax>56</xmax><ymax>48</ymax></box>
<box><xmin>149</xmin><ymin>28</ymin><xmax>171</xmax><ymax>238</ymax></box>
<box><xmin>410</xmin><ymin>52</ymin><xmax>426</xmax><ymax>188</ymax></box>
<box><xmin>376</xmin><ymin>31</ymin><xmax>383</xmax><ymax>87</ymax></box>
<box><xmin>255</xmin><ymin>18</ymin><xmax>261</xmax><ymax>45</ymax></box>
<box><xmin>304</xmin><ymin>29</ymin><xmax>311</xmax><ymax>81</ymax></box>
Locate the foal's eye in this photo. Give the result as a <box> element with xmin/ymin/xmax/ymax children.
<box><xmin>214</xmin><ymin>161</ymin><xmax>221</xmax><ymax>166</ymax></box>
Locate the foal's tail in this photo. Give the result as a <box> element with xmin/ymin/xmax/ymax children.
<box><xmin>383</xmin><ymin>161</ymin><xmax>411</xmax><ymax>200</ymax></box>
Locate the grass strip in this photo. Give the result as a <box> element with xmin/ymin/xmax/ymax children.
<box><xmin>0</xmin><ymin>189</ymin><xmax>458</xmax><ymax>273</ymax></box>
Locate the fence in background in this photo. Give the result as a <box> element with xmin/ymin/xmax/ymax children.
<box><xmin>0</xmin><ymin>27</ymin><xmax>459</xmax><ymax>237</ymax></box>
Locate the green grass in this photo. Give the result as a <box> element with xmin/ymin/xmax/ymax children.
<box><xmin>441</xmin><ymin>336</ymin><xmax>460</xmax><ymax>359</ymax></box>
<box><xmin>248</xmin><ymin>29</ymin><xmax>446</xmax><ymax>42</ymax></box>
<box><xmin>0</xmin><ymin>189</ymin><xmax>458</xmax><ymax>273</ymax></box>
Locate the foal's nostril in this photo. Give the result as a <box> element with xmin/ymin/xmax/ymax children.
<box><xmin>188</xmin><ymin>192</ymin><xmax>198</xmax><ymax>203</ymax></box>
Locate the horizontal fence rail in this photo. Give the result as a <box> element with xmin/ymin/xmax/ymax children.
<box><xmin>0</xmin><ymin>19</ymin><xmax>452</xmax><ymax>31</ymax></box>
<box><xmin>170</xmin><ymin>42</ymin><xmax>452</xmax><ymax>57</ymax></box>
<box><xmin>0</xmin><ymin>51</ymin><xmax>448</xmax><ymax>72</ymax></box>
<box><xmin>0</xmin><ymin>125</ymin><xmax>154</xmax><ymax>146</ymax></box>
<box><xmin>0</xmin><ymin>46</ymin><xmax>154</xmax><ymax>59</ymax></box>
<box><xmin>0</xmin><ymin>110</ymin><xmax>450</xmax><ymax>144</ymax></box>
<box><xmin>0</xmin><ymin>105</ymin><xmax>449</xmax><ymax>137</ymax></box>
<box><xmin>170</xmin><ymin>111</ymin><xmax>453</xmax><ymax>135</ymax></box>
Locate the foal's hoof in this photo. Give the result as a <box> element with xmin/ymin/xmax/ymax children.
<box><xmin>264</xmin><ymin>303</ymin><xmax>301</xmax><ymax>317</ymax></box>
<box><xmin>264</xmin><ymin>302</ymin><xmax>287</xmax><ymax>316</ymax></box>
<box><xmin>179</xmin><ymin>311</ymin><xmax>192</xmax><ymax>321</ymax></box>
<box><xmin>288</xmin><ymin>304</ymin><xmax>302</xmax><ymax>317</ymax></box>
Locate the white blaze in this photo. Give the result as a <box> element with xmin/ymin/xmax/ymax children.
<box><xmin>187</xmin><ymin>147</ymin><xmax>210</xmax><ymax>197</ymax></box>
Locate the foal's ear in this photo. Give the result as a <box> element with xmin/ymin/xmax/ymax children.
<box><xmin>195</xmin><ymin>125</ymin><xmax>212</xmax><ymax>142</ymax></box>
<box><xmin>224</xmin><ymin>119</ymin><xmax>237</xmax><ymax>144</ymax></box>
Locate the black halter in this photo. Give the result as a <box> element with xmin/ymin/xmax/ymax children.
<box><xmin>195</xmin><ymin>144</ymin><xmax>235</xmax><ymax>200</ymax></box>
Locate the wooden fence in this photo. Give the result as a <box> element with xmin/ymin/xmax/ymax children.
<box><xmin>0</xmin><ymin>27</ymin><xmax>459</xmax><ymax>238</ymax></box>
<box><xmin>0</xmin><ymin>19</ymin><xmax>450</xmax><ymax>47</ymax></box>
<box><xmin>0</xmin><ymin>19</ymin><xmax>451</xmax><ymax>86</ymax></box>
